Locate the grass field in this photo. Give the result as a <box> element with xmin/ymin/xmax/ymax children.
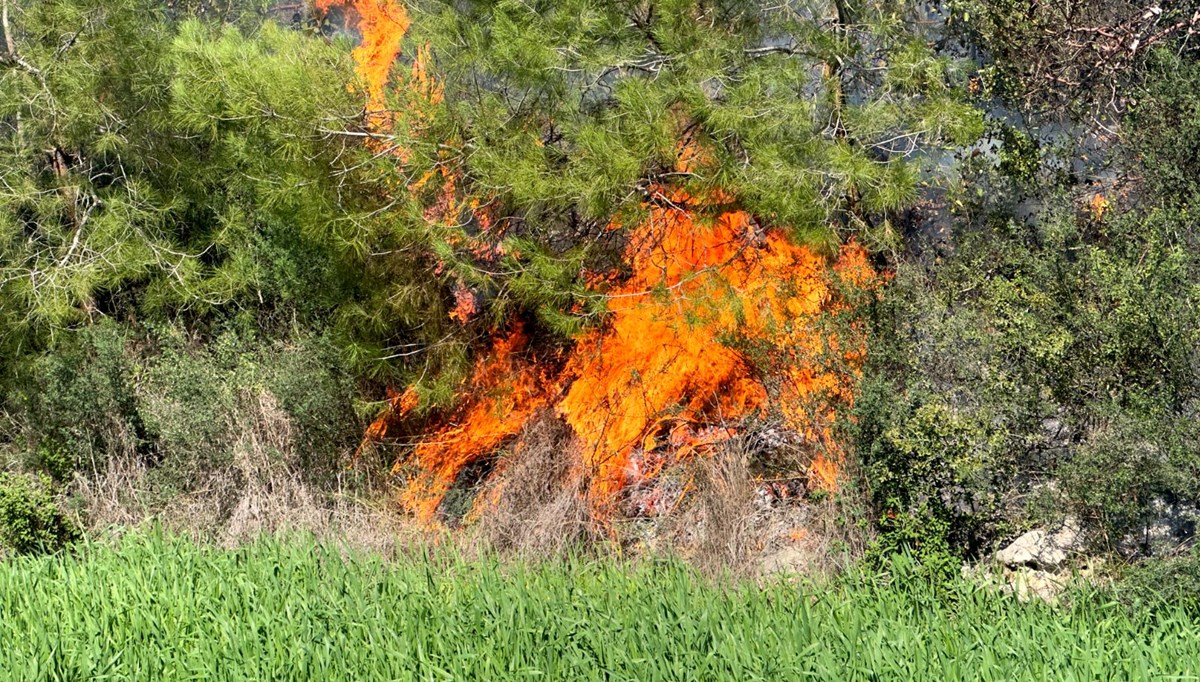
<box><xmin>1</xmin><ymin>534</ymin><xmax>1198</xmax><ymax>681</ymax></box>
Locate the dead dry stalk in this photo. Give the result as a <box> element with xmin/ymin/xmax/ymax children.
<box><xmin>471</xmin><ymin>413</ymin><xmax>601</xmax><ymax>557</ymax></box>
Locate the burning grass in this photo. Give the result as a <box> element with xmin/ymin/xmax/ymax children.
<box><xmin>372</xmin><ymin>186</ymin><xmax>878</xmax><ymax>522</ymax></box>
<box><xmin>556</xmin><ymin>191</ymin><xmax>875</xmax><ymax>506</ymax></box>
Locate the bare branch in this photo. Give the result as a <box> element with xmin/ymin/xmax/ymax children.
<box><xmin>0</xmin><ymin>0</ymin><xmax>44</xmax><ymax>87</ymax></box>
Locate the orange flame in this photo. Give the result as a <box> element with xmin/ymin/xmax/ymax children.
<box><xmin>367</xmin><ymin>186</ymin><xmax>875</xmax><ymax>519</ymax></box>
<box><xmin>326</xmin><ymin>12</ymin><xmax>879</xmax><ymax>520</ymax></box>
<box><xmin>558</xmin><ymin>189</ymin><xmax>871</xmax><ymax>505</ymax></box>
<box><xmin>315</xmin><ymin>0</ymin><xmax>410</xmax><ymax>124</ymax></box>
<box><xmin>390</xmin><ymin>323</ymin><xmax>559</xmax><ymax>520</ymax></box>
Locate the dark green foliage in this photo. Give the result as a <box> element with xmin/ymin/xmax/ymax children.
<box><xmin>135</xmin><ymin>325</ymin><xmax>361</xmax><ymax>488</ymax></box>
<box><xmin>866</xmin><ymin>511</ymin><xmax>960</xmax><ymax>584</ymax></box>
<box><xmin>860</xmin><ymin>191</ymin><xmax>1200</xmax><ymax>556</ymax></box>
<box><xmin>993</xmin><ymin>123</ymin><xmax>1042</xmax><ymax>187</ymax></box>
<box><xmin>1058</xmin><ymin>411</ymin><xmax>1200</xmax><ymax>550</ymax></box>
<box><xmin>848</xmin><ymin>31</ymin><xmax>1200</xmax><ymax>564</ymax></box>
<box><xmin>855</xmin><ymin>387</ymin><xmax>1001</xmax><ymax>570</ymax></box>
<box><xmin>1128</xmin><ymin>50</ymin><xmax>1200</xmax><ymax>204</ymax></box>
<box><xmin>13</xmin><ymin>322</ymin><xmax>144</xmax><ymax>481</ymax></box>
<box><xmin>1112</xmin><ymin>548</ymin><xmax>1200</xmax><ymax>616</ymax></box>
<box><xmin>4</xmin><ymin>320</ymin><xmax>361</xmax><ymax>504</ymax></box>
<box><xmin>948</xmin><ymin>0</ymin><xmax>1200</xmax><ymax>115</ymax></box>
<box><xmin>0</xmin><ymin>473</ymin><xmax>79</xmax><ymax>555</ymax></box>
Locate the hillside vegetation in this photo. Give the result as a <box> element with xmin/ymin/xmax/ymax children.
<box><xmin>1</xmin><ymin>0</ymin><xmax>1200</xmax><ymax>592</ymax></box>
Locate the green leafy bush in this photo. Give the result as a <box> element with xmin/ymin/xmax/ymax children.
<box><xmin>137</xmin><ymin>325</ymin><xmax>360</xmax><ymax>489</ymax></box>
<box><xmin>1112</xmin><ymin>548</ymin><xmax>1200</xmax><ymax>616</ymax></box>
<box><xmin>1128</xmin><ymin>50</ymin><xmax>1200</xmax><ymax>205</ymax></box>
<box><xmin>12</xmin><ymin>322</ymin><xmax>146</xmax><ymax>481</ymax></box>
<box><xmin>854</xmin><ymin>386</ymin><xmax>1004</xmax><ymax>572</ymax></box>
<box><xmin>1059</xmin><ymin>410</ymin><xmax>1200</xmax><ymax>550</ymax></box>
<box><xmin>860</xmin><ymin>190</ymin><xmax>1200</xmax><ymax>557</ymax></box>
<box><xmin>3</xmin><ymin>320</ymin><xmax>361</xmax><ymax>519</ymax></box>
<box><xmin>0</xmin><ymin>473</ymin><xmax>80</xmax><ymax>556</ymax></box>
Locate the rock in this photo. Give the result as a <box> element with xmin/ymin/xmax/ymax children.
<box><xmin>995</xmin><ymin>519</ymin><xmax>1083</xmax><ymax>570</ymax></box>
<box><xmin>995</xmin><ymin>530</ymin><xmax>1054</xmax><ymax>567</ymax></box>
<box><xmin>966</xmin><ymin>545</ymin><xmax>1104</xmax><ymax>605</ymax></box>
<box><xmin>760</xmin><ymin>546</ymin><xmax>812</xmax><ymax>576</ymax></box>
<box><xmin>1007</xmin><ymin>568</ymin><xmax>1067</xmax><ymax>604</ymax></box>
<box><xmin>1077</xmin><ymin>557</ymin><xmax>1106</xmax><ymax>581</ymax></box>
<box><xmin>1119</xmin><ymin>500</ymin><xmax>1199</xmax><ymax>557</ymax></box>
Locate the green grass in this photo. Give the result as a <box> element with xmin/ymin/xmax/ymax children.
<box><xmin>1</xmin><ymin>534</ymin><xmax>1198</xmax><ymax>680</ymax></box>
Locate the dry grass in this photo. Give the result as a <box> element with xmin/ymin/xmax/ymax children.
<box><xmin>71</xmin><ymin>388</ymin><xmax>421</xmax><ymax>557</ymax></box>
<box><xmin>469</xmin><ymin>413</ymin><xmax>602</xmax><ymax>557</ymax></box>
<box><xmin>673</xmin><ymin>439</ymin><xmax>760</xmax><ymax>574</ymax></box>
<box><xmin>65</xmin><ymin>393</ymin><xmax>868</xmax><ymax>579</ymax></box>
<box><xmin>650</xmin><ymin>434</ymin><xmax>873</xmax><ymax>581</ymax></box>
<box><xmin>68</xmin><ymin>407</ymin><xmax>147</xmax><ymax>530</ymax></box>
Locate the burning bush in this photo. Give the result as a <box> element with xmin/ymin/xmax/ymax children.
<box><xmin>313</xmin><ymin>0</ymin><xmax>897</xmax><ymax>524</ymax></box>
<box><xmin>366</xmin><ymin>190</ymin><xmax>878</xmax><ymax>523</ymax></box>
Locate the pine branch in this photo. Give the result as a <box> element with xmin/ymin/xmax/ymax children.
<box><xmin>0</xmin><ymin>0</ymin><xmax>45</xmax><ymax>89</ymax></box>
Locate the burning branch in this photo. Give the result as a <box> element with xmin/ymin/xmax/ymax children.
<box><xmin>325</xmin><ymin>0</ymin><xmax>881</xmax><ymax>525</ymax></box>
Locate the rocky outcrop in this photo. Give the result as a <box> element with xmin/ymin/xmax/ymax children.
<box><xmin>1007</xmin><ymin>568</ymin><xmax>1067</xmax><ymax>604</ymax></box>
<box><xmin>994</xmin><ymin>519</ymin><xmax>1083</xmax><ymax>571</ymax></box>
<box><xmin>1119</xmin><ymin>500</ymin><xmax>1199</xmax><ymax>557</ymax></box>
<box><xmin>980</xmin><ymin>519</ymin><xmax>1093</xmax><ymax>604</ymax></box>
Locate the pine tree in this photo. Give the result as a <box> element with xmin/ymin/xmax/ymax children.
<box><xmin>398</xmin><ymin>0</ymin><xmax>982</xmax><ymax>247</ymax></box>
<box><xmin>0</xmin><ymin>0</ymin><xmax>461</xmax><ymax>388</ymax></box>
<box><xmin>1</xmin><ymin>0</ymin><xmax>985</xmax><ymax>405</ymax></box>
<box><xmin>355</xmin><ymin>0</ymin><xmax>986</xmax><ymax>352</ymax></box>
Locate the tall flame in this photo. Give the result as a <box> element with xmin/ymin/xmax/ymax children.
<box><xmin>391</xmin><ymin>323</ymin><xmax>559</xmax><ymax>519</ymax></box>
<box><xmin>315</xmin><ymin>0</ymin><xmax>410</xmax><ymax>122</ymax></box>
<box><xmin>324</xmin><ymin>3</ymin><xmax>878</xmax><ymax>521</ymax></box>
<box><xmin>372</xmin><ymin>184</ymin><xmax>875</xmax><ymax>520</ymax></box>
<box><xmin>558</xmin><ymin>189</ymin><xmax>872</xmax><ymax>504</ymax></box>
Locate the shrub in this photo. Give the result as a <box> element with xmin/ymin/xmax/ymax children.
<box><xmin>858</xmin><ymin>181</ymin><xmax>1200</xmax><ymax>559</ymax></box>
<box><xmin>866</xmin><ymin>512</ymin><xmax>960</xmax><ymax>584</ymax></box>
<box><xmin>1128</xmin><ymin>50</ymin><xmax>1200</xmax><ymax>204</ymax></box>
<box><xmin>11</xmin><ymin>321</ymin><xmax>146</xmax><ymax>480</ymax></box>
<box><xmin>0</xmin><ymin>473</ymin><xmax>80</xmax><ymax>556</ymax></box>
<box><xmin>137</xmin><ymin>325</ymin><xmax>360</xmax><ymax>490</ymax></box>
<box><xmin>854</xmin><ymin>386</ymin><xmax>1002</xmax><ymax>573</ymax></box>
<box><xmin>861</xmin><ymin>398</ymin><xmax>1001</xmax><ymax>519</ymax></box>
<box><xmin>1110</xmin><ymin>548</ymin><xmax>1200</xmax><ymax>616</ymax></box>
<box><xmin>2</xmin><ymin>319</ymin><xmax>362</xmax><ymax>533</ymax></box>
<box><xmin>1058</xmin><ymin>410</ymin><xmax>1200</xmax><ymax>552</ymax></box>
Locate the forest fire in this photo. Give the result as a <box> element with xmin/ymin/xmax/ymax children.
<box><xmin>325</xmin><ymin>0</ymin><xmax>878</xmax><ymax>522</ymax></box>
<box><xmin>371</xmin><ymin>187</ymin><xmax>875</xmax><ymax>520</ymax></box>
<box><xmin>558</xmin><ymin>191</ymin><xmax>874</xmax><ymax>505</ymax></box>
<box><xmin>392</xmin><ymin>324</ymin><xmax>560</xmax><ymax>520</ymax></box>
<box><xmin>315</xmin><ymin>0</ymin><xmax>409</xmax><ymax>125</ymax></box>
